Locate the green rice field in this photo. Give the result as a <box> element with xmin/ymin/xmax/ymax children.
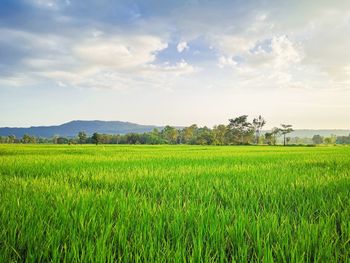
<box><xmin>0</xmin><ymin>145</ymin><xmax>349</xmax><ymax>262</ymax></box>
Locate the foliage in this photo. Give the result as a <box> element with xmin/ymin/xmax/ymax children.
<box><xmin>1</xmin><ymin>116</ymin><xmax>349</xmax><ymax>146</ymax></box>
<box><xmin>312</xmin><ymin>134</ymin><xmax>324</xmax><ymax>145</ymax></box>
<box><xmin>280</xmin><ymin>124</ymin><xmax>294</xmax><ymax>146</ymax></box>
<box><xmin>78</xmin><ymin>131</ymin><xmax>87</xmax><ymax>144</ymax></box>
<box><xmin>22</xmin><ymin>134</ymin><xmax>36</xmax><ymax>144</ymax></box>
<box><xmin>336</xmin><ymin>134</ymin><xmax>350</xmax><ymax>144</ymax></box>
<box><xmin>252</xmin><ymin>115</ymin><xmax>266</xmax><ymax>144</ymax></box>
<box><xmin>228</xmin><ymin>115</ymin><xmax>254</xmax><ymax>144</ymax></box>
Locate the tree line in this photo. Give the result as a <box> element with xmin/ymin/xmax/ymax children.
<box><xmin>1</xmin><ymin>115</ymin><xmax>348</xmax><ymax>145</ymax></box>
<box><xmin>0</xmin><ymin>115</ymin><xmax>350</xmax><ymax>145</ymax></box>
<box><xmin>312</xmin><ymin>134</ymin><xmax>350</xmax><ymax>145</ymax></box>
<box><xmin>0</xmin><ymin>115</ymin><xmax>300</xmax><ymax>146</ymax></box>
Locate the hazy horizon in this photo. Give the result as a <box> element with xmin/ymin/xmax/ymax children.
<box><xmin>1</xmin><ymin>119</ymin><xmax>350</xmax><ymax>131</ymax></box>
<box><xmin>1</xmin><ymin>0</ymin><xmax>349</xmax><ymax>129</ymax></box>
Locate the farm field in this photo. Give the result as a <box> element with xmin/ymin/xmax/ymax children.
<box><xmin>0</xmin><ymin>145</ymin><xmax>349</xmax><ymax>262</ymax></box>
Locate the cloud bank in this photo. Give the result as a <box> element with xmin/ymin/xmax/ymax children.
<box><xmin>0</xmin><ymin>0</ymin><xmax>349</xmax><ymax>128</ymax></box>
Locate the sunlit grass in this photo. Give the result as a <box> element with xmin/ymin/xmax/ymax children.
<box><xmin>0</xmin><ymin>145</ymin><xmax>349</xmax><ymax>262</ymax></box>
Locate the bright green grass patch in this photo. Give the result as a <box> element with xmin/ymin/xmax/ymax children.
<box><xmin>0</xmin><ymin>145</ymin><xmax>349</xmax><ymax>262</ymax></box>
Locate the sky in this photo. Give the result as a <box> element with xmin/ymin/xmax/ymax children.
<box><xmin>0</xmin><ymin>0</ymin><xmax>350</xmax><ymax>129</ymax></box>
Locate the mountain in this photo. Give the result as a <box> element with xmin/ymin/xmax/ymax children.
<box><xmin>0</xmin><ymin>120</ymin><xmax>162</xmax><ymax>138</ymax></box>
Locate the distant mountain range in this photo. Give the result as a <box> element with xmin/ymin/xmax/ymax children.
<box><xmin>0</xmin><ymin>120</ymin><xmax>349</xmax><ymax>138</ymax></box>
<box><xmin>0</xmin><ymin>120</ymin><xmax>162</xmax><ymax>138</ymax></box>
<box><xmin>288</xmin><ymin>129</ymin><xmax>350</xmax><ymax>138</ymax></box>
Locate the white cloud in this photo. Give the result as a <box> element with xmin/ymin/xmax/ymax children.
<box><xmin>214</xmin><ymin>36</ymin><xmax>255</xmax><ymax>56</ymax></box>
<box><xmin>218</xmin><ymin>56</ymin><xmax>237</xmax><ymax>68</ymax></box>
<box><xmin>176</xmin><ymin>41</ymin><xmax>189</xmax><ymax>53</ymax></box>
<box><xmin>243</xmin><ymin>35</ymin><xmax>303</xmax><ymax>70</ymax></box>
<box><xmin>74</xmin><ymin>35</ymin><xmax>168</xmax><ymax>69</ymax></box>
<box><xmin>2</xmin><ymin>1</ymin><xmax>349</xmax><ymax>94</ymax></box>
<box><xmin>270</xmin><ymin>35</ymin><xmax>303</xmax><ymax>67</ymax></box>
<box><xmin>0</xmin><ymin>28</ymin><xmax>200</xmax><ymax>91</ymax></box>
<box><xmin>146</xmin><ymin>60</ymin><xmax>196</xmax><ymax>76</ymax></box>
<box><xmin>2</xmin><ymin>0</ymin><xmax>350</xmax><ymax>128</ymax></box>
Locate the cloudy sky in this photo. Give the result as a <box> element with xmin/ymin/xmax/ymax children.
<box><xmin>1</xmin><ymin>0</ymin><xmax>349</xmax><ymax>128</ymax></box>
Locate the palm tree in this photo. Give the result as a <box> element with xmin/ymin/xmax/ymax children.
<box><xmin>280</xmin><ymin>124</ymin><xmax>294</xmax><ymax>146</ymax></box>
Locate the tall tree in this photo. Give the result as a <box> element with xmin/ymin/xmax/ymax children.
<box><xmin>271</xmin><ymin>128</ymin><xmax>281</xmax><ymax>145</ymax></box>
<box><xmin>212</xmin><ymin>124</ymin><xmax>228</xmax><ymax>145</ymax></box>
<box><xmin>228</xmin><ymin>115</ymin><xmax>253</xmax><ymax>144</ymax></box>
<box><xmin>125</xmin><ymin>133</ymin><xmax>141</xmax><ymax>144</ymax></box>
<box><xmin>147</xmin><ymin>128</ymin><xmax>163</xmax><ymax>144</ymax></box>
<box><xmin>78</xmin><ymin>131</ymin><xmax>87</xmax><ymax>144</ymax></box>
<box><xmin>182</xmin><ymin>124</ymin><xmax>198</xmax><ymax>144</ymax></box>
<box><xmin>312</xmin><ymin>135</ymin><xmax>323</xmax><ymax>145</ymax></box>
<box><xmin>280</xmin><ymin>124</ymin><xmax>294</xmax><ymax>146</ymax></box>
<box><xmin>252</xmin><ymin>115</ymin><xmax>266</xmax><ymax>144</ymax></box>
<box><xmin>91</xmin><ymin>132</ymin><xmax>102</xmax><ymax>145</ymax></box>
<box><xmin>196</xmin><ymin>126</ymin><xmax>214</xmax><ymax>145</ymax></box>
<box><xmin>161</xmin><ymin>126</ymin><xmax>179</xmax><ymax>144</ymax></box>
<box><xmin>323</xmin><ymin>134</ymin><xmax>336</xmax><ymax>145</ymax></box>
<box><xmin>22</xmin><ymin>134</ymin><xmax>36</xmax><ymax>144</ymax></box>
<box><xmin>8</xmin><ymin>135</ymin><xmax>16</xmax><ymax>143</ymax></box>
<box><xmin>264</xmin><ymin>132</ymin><xmax>273</xmax><ymax>145</ymax></box>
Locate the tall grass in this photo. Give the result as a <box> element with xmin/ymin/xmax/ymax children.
<box><xmin>0</xmin><ymin>145</ymin><xmax>349</xmax><ymax>262</ymax></box>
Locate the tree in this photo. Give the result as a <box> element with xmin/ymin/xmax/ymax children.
<box><xmin>271</xmin><ymin>127</ymin><xmax>281</xmax><ymax>145</ymax></box>
<box><xmin>148</xmin><ymin>129</ymin><xmax>164</xmax><ymax>144</ymax></box>
<box><xmin>22</xmin><ymin>134</ymin><xmax>36</xmax><ymax>144</ymax></box>
<box><xmin>336</xmin><ymin>134</ymin><xmax>350</xmax><ymax>144</ymax></box>
<box><xmin>78</xmin><ymin>131</ymin><xmax>87</xmax><ymax>144</ymax></box>
<box><xmin>161</xmin><ymin>126</ymin><xmax>179</xmax><ymax>144</ymax></box>
<box><xmin>182</xmin><ymin>124</ymin><xmax>198</xmax><ymax>144</ymax></box>
<box><xmin>8</xmin><ymin>135</ymin><xmax>16</xmax><ymax>143</ymax></box>
<box><xmin>212</xmin><ymin>124</ymin><xmax>228</xmax><ymax>145</ymax></box>
<box><xmin>52</xmin><ymin>135</ymin><xmax>59</xmax><ymax>144</ymax></box>
<box><xmin>324</xmin><ymin>134</ymin><xmax>336</xmax><ymax>145</ymax></box>
<box><xmin>324</xmin><ymin>137</ymin><xmax>332</xmax><ymax>145</ymax></box>
<box><xmin>125</xmin><ymin>133</ymin><xmax>141</xmax><ymax>144</ymax></box>
<box><xmin>330</xmin><ymin>134</ymin><xmax>337</xmax><ymax>144</ymax></box>
<box><xmin>264</xmin><ymin>132</ymin><xmax>273</xmax><ymax>145</ymax></box>
<box><xmin>228</xmin><ymin>115</ymin><xmax>253</xmax><ymax>144</ymax></box>
<box><xmin>196</xmin><ymin>127</ymin><xmax>214</xmax><ymax>145</ymax></box>
<box><xmin>252</xmin><ymin>115</ymin><xmax>266</xmax><ymax>145</ymax></box>
<box><xmin>286</xmin><ymin>137</ymin><xmax>291</xmax><ymax>145</ymax></box>
<box><xmin>280</xmin><ymin>124</ymin><xmax>294</xmax><ymax>146</ymax></box>
<box><xmin>312</xmin><ymin>135</ymin><xmax>323</xmax><ymax>145</ymax></box>
<box><xmin>56</xmin><ymin>137</ymin><xmax>68</xmax><ymax>144</ymax></box>
<box><xmin>22</xmin><ymin>134</ymin><xmax>30</xmax><ymax>143</ymax></box>
<box><xmin>91</xmin><ymin>132</ymin><xmax>102</xmax><ymax>145</ymax></box>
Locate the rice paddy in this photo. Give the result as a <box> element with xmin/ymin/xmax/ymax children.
<box><xmin>0</xmin><ymin>144</ymin><xmax>349</xmax><ymax>262</ymax></box>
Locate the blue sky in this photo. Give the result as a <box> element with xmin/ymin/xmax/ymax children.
<box><xmin>1</xmin><ymin>0</ymin><xmax>350</xmax><ymax>128</ymax></box>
